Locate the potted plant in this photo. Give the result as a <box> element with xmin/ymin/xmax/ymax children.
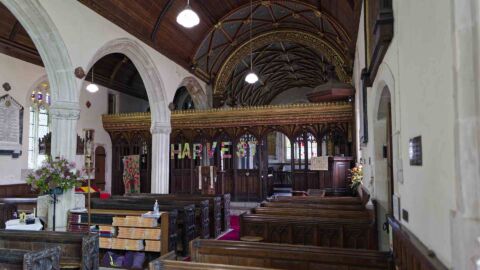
<box><xmin>26</xmin><ymin>157</ymin><xmax>81</xmax><ymax>195</ymax></box>
<box><xmin>349</xmin><ymin>164</ymin><xmax>363</xmax><ymax>195</ymax></box>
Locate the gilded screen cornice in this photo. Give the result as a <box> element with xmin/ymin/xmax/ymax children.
<box><xmin>103</xmin><ymin>102</ymin><xmax>353</xmax><ymax>132</ymax></box>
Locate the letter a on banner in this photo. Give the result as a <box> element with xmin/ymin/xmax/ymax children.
<box><xmin>182</xmin><ymin>143</ymin><xmax>191</xmax><ymax>159</ymax></box>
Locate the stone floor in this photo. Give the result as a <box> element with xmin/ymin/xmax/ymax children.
<box><xmin>230</xmin><ymin>201</ymin><xmax>260</xmax><ymax>216</ymax></box>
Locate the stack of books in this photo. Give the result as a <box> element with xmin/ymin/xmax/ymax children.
<box><xmin>144</xmin><ymin>228</ymin><xmax>162</xmax><ymax>240</ymax></box>
<box><xmin>98</xmin><ymin>225</ymin><xmax>117</xmax><ymax>238</ymax></box>
<box><xmin>67</xmin><ymin>213</ymin><xmax>89</xmax><ymax>232</ymax></box>
<box><xmin>112</xmin><ymin>217</ymin><xmax>126</xmax><ymax>227</ymax></box>
<box><xmin>139</xmin><ymin>217</ymin><xmax>157</xmax><ymax>227</ymax></box>
<box><xmin>99</xmin><ymin>238</ymin><xmax>113</xmax><ymax>249</ymax></box>
<box><xmin>145</xmin><ymin>240</ymin><xmax>161</xmax><ymax>252</ymax></box>
<box><xmin>112</xmin><ymin>238</ymin><xmax>127</xmax><ymax>250</ymax></box>
<box><xmin>124</xmin><ymin>239</ymin><xmax>144</xmax><ymax>251</ymax></box>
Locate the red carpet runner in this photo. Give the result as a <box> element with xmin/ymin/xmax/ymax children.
<box><xmin>217</xmin><ymin>215</ymin><xmax>240</xmax><ymax>241</ymax></box>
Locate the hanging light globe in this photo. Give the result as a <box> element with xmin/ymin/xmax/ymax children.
<box><xmin>176</xmin><ymin>2</ymin><xmax>200</xmax><ymax>28</ymax></box>
<box><xmin>245</xmin><ymin>71</ymin><xmax>259</xmax><ymax>84</ymax></box>
<box><xmin>86</xmin><ymin>83</ymin><xmax>99</xmax><ymax>93</ymax></box>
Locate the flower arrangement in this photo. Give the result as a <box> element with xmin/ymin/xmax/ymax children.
<box><xmin>26</xmin><ymin>157</ymin><xmax>82</xmax><ymax>195</ymax></box>
<box><xmin>349</xmin><ymin>164</ymin><xmax>363</xmax><ymax>193</ymax></box>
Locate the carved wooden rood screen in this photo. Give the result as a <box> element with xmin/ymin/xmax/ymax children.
<box><xmin>103</xmin><ymin>102</ymin><xmax>354</xmax><ymax>200</ymax></box>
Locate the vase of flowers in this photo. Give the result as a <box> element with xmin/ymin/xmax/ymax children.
<box><xmin>26</xmin><ymin>158</ymin><xmax>82</xmax><ymax>230</ymax></box>
<box><xmin>349</xmin><ymin>164</ymin><xmax>363</xmax><ymax>195</ymax></box>
<box><xmin>26</xmin><ymin>158</ymin><xmax>80</xmax><ymax>195</ymax></box>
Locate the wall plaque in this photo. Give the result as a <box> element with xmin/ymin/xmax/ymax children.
<box><xmin>0</xmin><ymin>95</ymin><xmax>23</xmax><ymax>157</ymax></box>
<box><xmin>310</xmin><ymin>156</ymin><xmax>329</xmax><ymax>171</ymax></box>
<box><xmin>409</xmin><ymin>136</ymin><xmax>422</xmax><ymax>166</ymax></box>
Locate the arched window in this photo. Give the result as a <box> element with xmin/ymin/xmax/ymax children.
<box><xmin>28</xmin><ymin>82</ymin><xmax>50</xmax><ymax>169</ymax></box>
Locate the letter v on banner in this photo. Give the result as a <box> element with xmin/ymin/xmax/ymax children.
<box><xmin>207</xmin><ymin>142</ymin><xmax>217</xmax><ymax>158</ymax></box>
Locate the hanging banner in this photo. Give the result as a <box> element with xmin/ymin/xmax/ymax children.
<box><xmin>171</xmin><ymin>141</ymin><xmax>257</xmax><ymax>159</ymax></box>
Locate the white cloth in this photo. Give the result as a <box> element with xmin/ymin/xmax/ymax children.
<box><xmin>5</xmin><ymin>218</ymin><xmax>43</xmax><ymax>231</ymax></box>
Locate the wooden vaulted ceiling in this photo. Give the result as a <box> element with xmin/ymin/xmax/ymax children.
<box><xmin>86</xmin><ymin>53</ymin><xmax>148</xmax><ymax>100</ymax></box>
<box><xmin>79</xmin><ymin>0</ymin><xmax>362</xmax><ymax>105</ymax></box>
<box><xmin>0</xmin><ymin>1</ymin><xmax>362</xmax><ymax>104</ymax></box>
<box><xmin>0</xmin><ymin>2</ymin><xmax>42</xmax><ymax>66</ymax></box>
<box><xmin>225</xmin><ymin>41</ymin><xmax>331</xmax><ymax>106</ymax></box>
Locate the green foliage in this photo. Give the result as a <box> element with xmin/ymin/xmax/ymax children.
<box><xmin>26</xmin><ymin>157</ymin><xmax>82</xmax><ymax>194</ymax></box>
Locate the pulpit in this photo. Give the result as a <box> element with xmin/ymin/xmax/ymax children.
<box><xmin>332</xmin><ymin>156</ymin><xmax>354</xmax><ymax>189</ymax></box>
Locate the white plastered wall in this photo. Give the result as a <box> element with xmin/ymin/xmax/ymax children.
<box><xmin>0</xmin><ymin>52</ymin><xmax>149</xmax><ymax>190</ymax></box>
<box><xmin>353</xmin><ymin>0</ymin><xmax>456</xmax><ymax>266</ymax></box>
<box><xmin>0</xmin><ymin>53</ymin><xmax>46</xmax><ymax>184</ymax></box>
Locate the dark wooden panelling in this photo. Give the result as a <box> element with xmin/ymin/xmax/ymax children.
<box><xmin>109</xmin><ymin>131</ymin><xmax>151</xmax><ymax>195</ymax></box>
<box><xmin>389</xmin><ymin>217</ymin><xmax>448</xmax><ymax>270</ymax></box>
<box><xmin>188</xmin><ymin>239</ymin><xmax>393</xmax><ymax>270</ymax></box>
<box><xmin>0</xmin><ymin>184</ymin><xmax>37</xmax><ymax>198</ymax></box>
<box><xmin>240</xmin><ymin>213</ymin><xmax>377</xmax><ymax>250</ymax></box>
<box><xmin>365</xmin><ymin>0</ymin><xmax>394</xmax><ymax>86</ymax></box>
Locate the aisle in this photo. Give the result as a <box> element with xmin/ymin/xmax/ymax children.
<box><xmin>217</xmin><ymin>216</ymin><xmax>240</xmax><ymax>241</ymax></box>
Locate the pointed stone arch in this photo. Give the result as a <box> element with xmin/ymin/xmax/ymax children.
<box><xmin>178</xmin><ymin>76</ymin><xmax>209</xmax><ymax>109</ymax></box>
<box><xmin>84</xmin><ymin>38</ymin><xmax>170</xmax><ymax>126</ymax></box>
<box><xmin>1</xmin><ymin>0</ymin><xmax>80</xmax><ymax>160</ymax></box>
<box><xmin>85</xmin><ymin>37</ymin><xmax>171</xmax><ymax>193</ymax></box>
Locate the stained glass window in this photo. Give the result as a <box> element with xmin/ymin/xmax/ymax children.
<box><xmin>28</xmin><ymin>82</ymin><xmax>50</xmax><ymax>169</ymax></box>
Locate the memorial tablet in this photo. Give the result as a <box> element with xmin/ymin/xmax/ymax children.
<box><xmin>0</xmin><ymin>95</ymin><xmax>23</xmax><ymax>157</ymax></box>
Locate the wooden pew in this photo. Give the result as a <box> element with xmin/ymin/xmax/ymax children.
<box><xmin>0</xmin><ymin>198</ymin><xmax>37</xmax><ymax>213</ymax></box>
<box><xmin>0</xmin><ymin>246</ymin><xmax>61</xmax><ymax>270</ymax></box>
<box><xmin>91</xmin><ymin>198</ymin><xmax>196</xmax><ymax>256</ymax></box>
<box><xmin>116</xmin><ymin>195</ymin><xmax>213</xmax><ymax>239</ymax></box>
<box><xmin>150</xmin><ymin>251</ymin><xmax>279</xmax><ymax>270</ymax></box>
<box><xmin>260</xmin><ymin>201</ymin><xmax>365</xmax><ymax>211</ymax></box>
<box><xmin>0</xmin><ymin>203</ymin><xmax>18</xmax><ymax>229</ymax></box>
<box><xmin>268</xmin><ymin>195</ymin><xmax>363</xmax><ymax>205</ymax></box>
<box><xmin>125</xmin><ymin>193</ymin><xmax>229</xmax><ymax>236</ymax></box>
<box><xmin>240</xmin><ymin>213</ymin><xmax>377</xmax><ymax>250</ymax></box>
<box><xmin>0</xmin><ymin>230</ymin><xmax>98</xmax><ymax>270</ymax></box>
<box><xmin>187</xmin><ymin>239</ymin><xmax>392</xmax><ymax>270</ymax></box>
<box><xmin>389</xmin><ymin>217</ymin><xmax>448</xmax><ymax>270</ymax></box>
<box><xmin>111</xmin><ymin>196</ymin><xmax>210</xmax><ymax>240</ymax></box>
<box><xmin>251</xmin><ymin>207</ymin><xmax>372</xmax><ymax>220</ymax></box>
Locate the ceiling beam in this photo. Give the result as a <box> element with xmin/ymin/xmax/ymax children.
<box><xmin>150</xmin><ymin>0</ymin><xmax>174</xmax><ymax>43</ymax></box>
<box><xmin>109</xmin><ymin>56</ymin><xmax>129</xmax><ymax>84</ymax></box>
<box><xmin>86</xmin><ymin>72</ymin><xmax>148</xmax><ymax>100</ymax></box>
<box><xmin>8</xmin><ymin>21</ymin><xmax>20</xmax><ymax>41</ymax></box>
<box><xmin>0</xmin><ymin>36</ymin><xmax>42</xmax><ymax>66</ymax></box>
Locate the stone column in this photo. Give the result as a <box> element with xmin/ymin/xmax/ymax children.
<box><xmin>451</xmin><ymin>0</ymin><xmax>480</xmax><ymax>269</ymax></box>
<box><xmin>151</xmin><ymin>122</ymin><xmax>171</xmax><ymax>194</ymax></box>
<box><xmin>49</xmin><ymin>101</ymin><xmax>80</xmax><ymax>162</ymax></box>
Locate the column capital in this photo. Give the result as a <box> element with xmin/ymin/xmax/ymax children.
<box><xmin>50</xmin><ymin>101</ymin><xmax>80</xmax><ymax>120</ymax></box>
<box><xmin>151</xmin><ymin>122</ymin><xmax>171</xmax><ymax>135</ymax></box>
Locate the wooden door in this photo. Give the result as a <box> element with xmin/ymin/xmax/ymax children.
<box><xmin>235</xmin><ymin>169</ymin><xmax>261</xmax><ymax>201</ymax></box>
<box><xmin>94</xmin><ymin>146</ymin><xmax>106</xmax><ymax>190</ymax></box>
